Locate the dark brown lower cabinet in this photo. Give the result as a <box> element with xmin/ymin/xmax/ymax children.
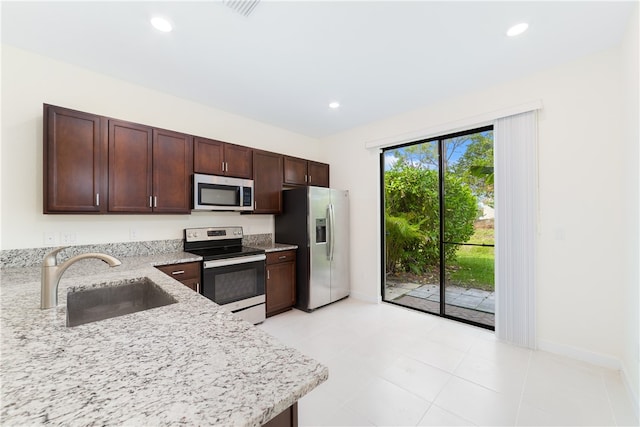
<box><xmin>264</xmin><ymin>403</ymin><xmax>298</xmax><ymax>427</ymax></box>
<box><xmin>266</xmin><ymin>250</ymin><xmax>296</xmax><ymax>317</ymax></box>
<box><xmin>156</xmin><ymin>262</ymin><xmax>201</xmax><ymax>292</ymax></box>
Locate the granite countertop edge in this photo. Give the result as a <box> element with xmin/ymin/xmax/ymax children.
<box><xmin>253</xmin><ymin>243</ymin><xmax>298</xmax><ymax>253</ymax></box>
<box><xmin>0</xmin><ymin>251</ymin><xmax>326</xmax><ymax>427</ymax></box>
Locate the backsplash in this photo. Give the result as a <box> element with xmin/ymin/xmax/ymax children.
<box><xmin>242</xmin><ymin>233</ymin><xmax>272</xmax><ymax>247</ymax></box>
<box><xmin>0</xmin><ymin>234</ymin><xmax>272</xmax><ymax>268</ymax></box>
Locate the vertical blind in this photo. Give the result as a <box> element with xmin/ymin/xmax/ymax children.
<box><xmin>494</xmin><ymin>110</ymin><xmax>538</xmax><ymax>348</ymax></box>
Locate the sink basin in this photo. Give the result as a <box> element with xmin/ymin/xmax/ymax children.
<box><xmin>66</xmin><ymin>277</ymin><xmax>177</xmax><ymax>327</ymax></box>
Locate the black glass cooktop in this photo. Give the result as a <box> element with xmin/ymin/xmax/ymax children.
<box><xmin>186</xmin><ymin>245</ymin><xmax>264</xmax><ymax>261</ymax></box>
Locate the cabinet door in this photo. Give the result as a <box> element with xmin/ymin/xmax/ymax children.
<box><xmin>224</xmin><ymin>143</ymin><xmax>253</xmax><ymax>179</ymax></box>
<box><xmin>44</xmin><ymin>105</ymin><xmax>107</xmax><ymax>213</ymax></box>
<box><xmin>108</xmin><ymin>120</ymin><xmax>153</xmax><ymax>212</ymax></box>
<box><xmin>156</xmin><ymin>262</ymin><xmax>201</xmax><ymax>292</ymax></box>
<box><xmin>283</xmin><ymin>156</ymin><xmax>308</xmax><ymax>186</ymax></box>
<box><xmin>152</xmin><ymin>129</ymin><xmax>193</xmax><ymax>213</ymax></box>
<box><xmin>253</xmin><ymin>150</ymin><xmax>283</xmax><ymax>214</ymax></box>
<box><xmin>193</xmin><ymin>137</ymin><xmax>224</xmax><ymax>175</ymax></box>
<box><xmin>266</xmin><ymin>261</ymin><xmax>296</xmax><ymax>317</ymax></box>
<box><xmin>308</xmin><ymin>161</ymin><xmax>329</xmax><ymax>188</ymax></box>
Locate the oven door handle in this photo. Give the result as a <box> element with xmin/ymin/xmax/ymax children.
<box><xmin>204</xmin><ymin>254</ymin><xmax>266</xmax><ymax>269</ymax></box>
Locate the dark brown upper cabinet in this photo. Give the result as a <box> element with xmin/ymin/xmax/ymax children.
<box><xmin>194</xmin><ymin>137</ymin><xmax>253</xmax><ymax>179</ymax></box>
<box><xmin>108</xmin><ymin>120</ymin><xmax>192</xmax><ymax>214</ymax></box>
<box><xmin>283</xmin><ymin>156</ymin><xmax>329</xmax><ymax>188</ymax></box>
<box><xmin>307</xmin><ymin>161</ymin><xmax>330</xmax><ymax>188</ymax></box>
<box><xmin>152</xmin><ymin>129</ymin><xmax>194</xmax><ymax>213</ymax></box>
<box><xmin>43</xmin><ymin>104</ymin><xmax>330</xmax><ymax>216</ymax></box>
<box><xmin>43</xmin><ymin>104</ymin><xmax>108</xmax><ymax>213</ymax></box>
<box><xmin>253</xmin><ymin>150</ymin><xmax>283</xmax><ymax>214</ymax></box>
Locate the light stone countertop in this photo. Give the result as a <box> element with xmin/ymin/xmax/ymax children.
<box><xmin>248</xmin><ymin>243</ymin><xmax>298</xmax><ymax>253</ymax></box>
<box><xmin>0</xmin><ymin>252</ymin><xmax>327</xmax><ymax>426</ymax></box>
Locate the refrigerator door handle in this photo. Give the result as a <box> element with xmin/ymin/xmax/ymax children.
<box><xmin>326</xmin><ymin>205</ymin><xmax>332</xmax><ymax>260</ymax></box>
<box><xmin>329</xmin><ymin>203</ymin><xmax>336</xmax><ymax>261</ymax></box>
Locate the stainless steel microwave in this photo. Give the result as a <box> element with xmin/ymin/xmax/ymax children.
<box><xmin>192</xmin><ymin>173</ymin><xmax>254</xmax><ymax>212</ymax></box>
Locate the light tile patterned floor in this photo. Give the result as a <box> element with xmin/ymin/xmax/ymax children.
<box><xmin>258</xmin><ymin>298</ymin><xmax>639</xmax><ymax>427</ymax></box>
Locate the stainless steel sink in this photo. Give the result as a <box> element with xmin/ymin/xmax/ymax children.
<box><xmin>66</xmin><ymin>277</ymin><xmax>177</xmax><ymax>327</ymax></box>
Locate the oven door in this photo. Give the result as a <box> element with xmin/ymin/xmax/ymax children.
<box><xmin>202</xmin><ymin>254</ymin><xmax>266</xmax><ymax>314</ymax></box>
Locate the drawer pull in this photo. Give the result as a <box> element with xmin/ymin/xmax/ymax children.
<box><xmin>279</xmin><ymin>255</ymin><xmax>287</xmax><ymax>259</ymax></box>
<box><xmin>171</xmin><ymin>270</ymin><xmax>185</xmax><ymax>275</ymax></box>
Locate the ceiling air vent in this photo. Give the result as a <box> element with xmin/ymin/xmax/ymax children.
<box><xmin>223</xmin><ymin>0</ymin><xmax>260</xmax><ymax>17</ymax></box>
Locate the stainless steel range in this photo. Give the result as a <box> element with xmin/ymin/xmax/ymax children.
<box><xmin>184</xmin><ymin>226</ymin><xmax>266</xmax><ymax>324</ymax></box>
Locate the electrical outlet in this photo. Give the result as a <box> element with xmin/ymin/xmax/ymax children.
<box><xmin>61</xmin><ymin>232</ymin><xmax>76</xmax><ymax>244</ymax></box>
<box><xmin>44</xmin><ymin>232</ymin><xmax>57</xmax><ymax>246</ymax></box>
<box><xmin>130</xmin><ymin>229</ymin><xmax>140</xmax><ymax>240</ymax></box>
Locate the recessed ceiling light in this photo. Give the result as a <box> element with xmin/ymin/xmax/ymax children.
<box><xmin>506</xmin><ymin>22</ymin><xmax>529</xmax><ymax>37</ymax></box>
<box><xmin>151</xmin><ymin>17</ymin><xmax>173</xmax><ymax>33</ymax></box>
<box><xmin>329</xmin><ymin>102</ymin><xmax>340</xmax><ymax>109</ymax></box>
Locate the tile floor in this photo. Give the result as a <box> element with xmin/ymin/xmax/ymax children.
<box><xmin>258</xmin><ymin>298</ymin><xmax>639</xmax><ymax>426</ymax></box>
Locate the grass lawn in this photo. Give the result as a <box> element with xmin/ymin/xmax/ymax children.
<box><xmin>448</xmin><ymin>226</ymin><xmax>495</xmax><ymax>291</ymax></box>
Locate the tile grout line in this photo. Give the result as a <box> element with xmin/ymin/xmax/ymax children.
<box><xmin>514</xmin><ymin>347</ymin><xmax>533</xmax><ymax>426</ymax></box>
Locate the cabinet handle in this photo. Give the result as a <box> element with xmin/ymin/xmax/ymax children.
<box><xmin>96</xmin><ymin>193</ymin><xmax>100</xmax><ymax>207</ymax></box>
<box><xmin>225</xmin><ymin>162</ymin><xmax>229</xmax><ymax>172</ymax></box>
<box><xmin>171</xmin><ymin>270</ymin><xmax>185</xmax><ymax>275</ymax></box>
<box><xmin>267</xmin><ymin>269</ymin><xmax>270</xmax><ymax>280</ymax></box>
<box><xmin>149</xmin><ymin>196</ymin><xmax>153</xmax><ymax>208</ymax></box>
<box><xmin>196</xmin><ymin>282</ymin><xmax>200</xmax><ymax>293</ymax></box>
<box><xmin>222</xmin><ymin>161</ymin><xmax>225</xmax><ymax>172</ymax></box>
<box><xmin>154</xmin><ymin>196</ymin><xmax>157</xmax><ymax>208</ymax></box>
<box><xmin>304</xmin><ymin>174</ymin><xmax>308</xmax><ymax>183</ymax></box>
<box><xmin>279</xmin><ymin>255</ymin><xmax>287</xmax><ymax>260</ymax></box>
<box><xmin>309</xmin><ymin>175</ymin><xmax>312</xmax><ymax>183</ymax></box>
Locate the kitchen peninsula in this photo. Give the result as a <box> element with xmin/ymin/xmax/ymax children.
<box><xmin>0</xmin><ymin>251</ymin><xmax>327</xmax><ymax>426</ymax></box>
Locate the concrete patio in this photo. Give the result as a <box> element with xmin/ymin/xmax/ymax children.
<box><xmin>385</xmin><ymin>280</ymin><xmax>495</xmax><ymax>327</ymax></box>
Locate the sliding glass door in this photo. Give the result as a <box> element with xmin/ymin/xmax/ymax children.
<box><xmin>382</xmin><ymin>127</ymin><xmax>495</xmax><ymax>329</ymax></box>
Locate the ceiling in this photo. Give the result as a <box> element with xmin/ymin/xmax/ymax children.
<box><xmin>1</xmin><ymin>1</ymin><xmax>635</xmax><ymax>138</ymax></box>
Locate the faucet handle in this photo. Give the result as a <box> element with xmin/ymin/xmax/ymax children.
<box><xmin>42</xmin><ymin>246</ymin><xmax>70</xmax><ymax>267</ymax></box>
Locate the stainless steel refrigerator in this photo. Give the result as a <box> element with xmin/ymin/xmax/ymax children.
<box><xmin>275</xmin><ymin>186</ymin><xmax>350</xmax><ymax>312</ymax></box>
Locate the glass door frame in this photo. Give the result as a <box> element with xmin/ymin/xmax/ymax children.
<box><xmin>380</xmin><ymin>125</ymin><xmax>494</xmax><ymax>331</ymax></box>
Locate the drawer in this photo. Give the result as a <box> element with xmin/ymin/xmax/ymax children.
<box><xmin>266</xmin><ymin>250</ymin><xmax>296</xmax><ymax>265</ymax></box>
<box><xmin>156</xmin><ymin>261</ymin><xmax>201</xmax><ymax>281</ymax></box>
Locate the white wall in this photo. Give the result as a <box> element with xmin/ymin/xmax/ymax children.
<box><xmin>323</xmin><ymin>38</ymin><xmax>637</xmax><ymax>372</ymax></box>
<box><xmin>0</xmin><ymin>45</ymin><xmax>324</xmax><ymax>250</ymax></box>
<box><xmin>621</xmin><ymin>5</ymin><xmax>640</xmax><ymax>409</ymax></box>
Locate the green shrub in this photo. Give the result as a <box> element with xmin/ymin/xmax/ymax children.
<box><xmin>385</xmin><ymin>164</ymin><xmax>477</xmax><ymax>273</ymax></box>
<box><xmin>385</xmin><ymin>214</ymin><xmax>424</xmax><ymax>274</ymax></box>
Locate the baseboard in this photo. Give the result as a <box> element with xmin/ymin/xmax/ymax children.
<box><xmin>538</xmin><ymin>339</ymin><xmax>621</xmax><ymax>370</ymax></box>
<box><xmin>621</xmin><ymin>363</ymin><xmax>640</xmax><ymax>420</ymax></box>
<box><xmin>538</xmin><ymin>340</ymin><xmax>639</xmax><ymax>419</ymax></box>
<box><xmin>349</xmin><ymin>290</ymin><xmax>381</xmax><ymax>304</ymax></box>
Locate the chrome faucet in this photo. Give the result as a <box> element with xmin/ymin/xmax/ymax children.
<box><xmin>40</xmin><ymin>247</ymin><xmax>122</xmax><ymax>309</ymax></box>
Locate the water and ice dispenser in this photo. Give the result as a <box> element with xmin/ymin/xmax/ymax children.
<box><xmin>315</xmin><ymin>218</ymin><xmax>327</xmax><ymax>244</ymax></box>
